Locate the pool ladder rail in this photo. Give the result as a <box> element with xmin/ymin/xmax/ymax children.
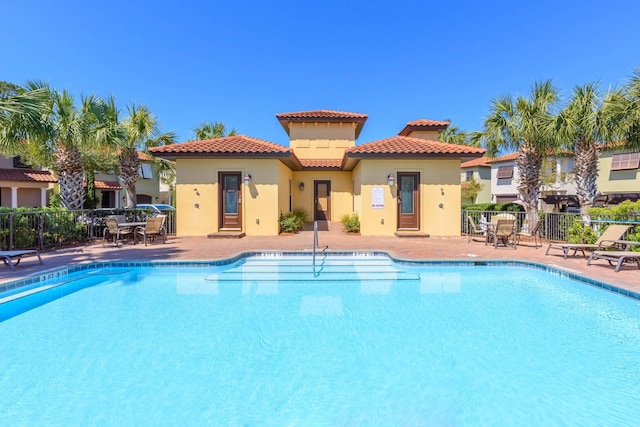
<box><xmin>312</xmin><ymin>220</ymin><xmax>329</xmax><ymax>271</ymax></box>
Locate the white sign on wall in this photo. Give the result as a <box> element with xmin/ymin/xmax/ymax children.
<box><xmin>371</xmin><ymin>187</ymin><xmax>384</xmax><ymax>209</ymax></box>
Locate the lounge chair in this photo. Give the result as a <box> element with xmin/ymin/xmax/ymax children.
<box><xmin>136</xmin><ymin>215</ymin><xmax>167</xmax><ymax>246</ymax></box>
<box><xmin>587</xmin><ymin>249</ymin><xmax>640</xmax><ymax>272</ymax></box>
<box><xmin>545</xmin><ymin>224</ymin><xmax>630</xmax><ymax>259</ymax></box>
<box><xmin>103</xmin><ymin>217</ymin><xmax>134</xmax><ymax>247</ymax></box>
<box><xmin>466</xmin><ymin>216</ymin><xmax>486</xmax><ymax>243</ymax></box>
<box><xmin>516</xmin><ymin>220</ymin><xmax>542</xmax><ymax>248</ymax></box>
<box><xmin>486</xmin><ymin>219</ymin><xmax>517</xmax><ymax>249</ymax></box>
<box><xmin>1</xmin><ymin>249</ymin><xmax>43</xmax><ymax>270</ymax></box>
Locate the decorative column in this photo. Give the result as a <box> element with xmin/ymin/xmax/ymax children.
<box><xmin>10</xmin><ymin>187</ymin><xmax>18</xmax><ymax>208</ymax></box>
<box><xmin>40</xmin><ymin>188</ymin><xmax>48</xmax><ymax>207</ymax></box>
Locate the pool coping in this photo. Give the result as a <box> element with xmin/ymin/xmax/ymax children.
<box><xmin>1</xmin><ymin>250</ymin><xmax>638</xmax><ymax>301</ymax></box>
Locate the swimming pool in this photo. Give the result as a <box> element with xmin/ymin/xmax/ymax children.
<box><xmin>1</xmin><ymin>254</ymin><xmax>639</xmax><ymax>425</ymax></box>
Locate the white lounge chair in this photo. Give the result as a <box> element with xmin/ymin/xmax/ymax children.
<box><xmin>0</xmin><ymin>249</ymin><xmax>43</xmax><ymax>270</ymax></box>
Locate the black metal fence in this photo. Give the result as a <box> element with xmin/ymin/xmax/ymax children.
<box><xmin>0</xmin><ymin>208</ymin><xmax>176</xmax><ymax>251</ymax></box>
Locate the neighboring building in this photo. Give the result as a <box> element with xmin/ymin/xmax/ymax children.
<box><xmin>0</xmin><ymin>156</ymin><xmax>57</xmax><ymax>208</ymax></box>
<box><xmin>596</xmin><ymin>149</ymin><xmax>640</xmax><ymax>204</ymax></box>
<box><xmin>150</xmin><ymin>111</ymin><xmax>485</xmax><ymax>237</ymax></box>
<box><xmin>489</xmin><ymin>152</ymin><xmax>577</xmax><ymax>211</ymax></box>
<box><xmin>460</xmin><ymin>157</ymin><xmax>491</xmax><ymax>204</ymax></box>
<box><xmin>93</xmin><ymin>152</ymin><xmax>171</xmax><ymax>208</ymax></box>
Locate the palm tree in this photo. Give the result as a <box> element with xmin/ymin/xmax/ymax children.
<box><xmin>605</xmin><ymin>67</ymin><xmax>640</xmax><ymax>150</ymax></box>
<box><xmin>0</xmin><ymin>86</ymin><xmax>48</xmax><ymax>151</ymax></box>
<box><xmin>119</xmin><ymin>104</ymin><xmax>176</xmax><ymax>207</ymax></box>
<box><xmin>481</xmin><ymin>80</ymin><xmax>560</xmax><ymax>225</ymax></box>
<box><xmin>555</xmin><ymin>83</ymin><xmax>606</xmax><ymax>220</ymax></box>
<box><xmin>438</xmin><ymin>120</ymin><xmax>483</xmax><ymax>147</ymax></box>
<box><xmin>192</xmin><ymin>121</ymin><xmax>237</xmax><ymax>140</ymax></box>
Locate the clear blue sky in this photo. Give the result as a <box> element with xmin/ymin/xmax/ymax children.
<box><xmin>3</xmin><ymin>0</ymin><xmax>640</xmax><ymax>147</ymax></box>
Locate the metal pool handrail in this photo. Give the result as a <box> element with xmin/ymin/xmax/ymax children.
<box><xmin>313</xmin><ymin>221</ymin><xmax>318</xmax><ymax>268</ymax></box>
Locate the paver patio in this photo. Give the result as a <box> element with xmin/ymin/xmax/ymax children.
<box><xmin>1</xmin><ymin>222</ymin><xmax>638</xmax><ymax>295</ymax></box>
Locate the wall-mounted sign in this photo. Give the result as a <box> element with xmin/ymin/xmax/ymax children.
<box><xmin>371</xmin><ymin>187</ymin><xmax>384</xmax><ymax>209</ymax></box>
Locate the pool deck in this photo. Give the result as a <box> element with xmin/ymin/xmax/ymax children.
<box><xmin>1</xmin><ymin>222</ymin><xmax>638</xmax><ymax>294</ymax></box>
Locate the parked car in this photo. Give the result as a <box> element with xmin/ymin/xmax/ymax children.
<box><xmin>136</xmin><ymin>204</ymin><xmax>176</xmax><ymax>213</ymax></box>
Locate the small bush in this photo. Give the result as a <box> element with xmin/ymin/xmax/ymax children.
<box><xmin>567</xmin><ymin>221</ymin><xmax>598</xmax><ymax>244</ymax></box>
<box><xmin>279</xmin><ymin>210</ymin><xmax>307</xmax><ymax>233</ymax></box>
<box><xmin>341</xmin><ymin>212</ymin><xmax>360</xmax><ymax>233</ymax></box>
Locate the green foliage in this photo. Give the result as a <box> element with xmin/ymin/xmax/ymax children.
<box><xmin>463</xmin><ymin>203</ymin><xmax>525</xmax><ymax>213</ymax></box>
<box><xmin>461</xmin><ymin>178</ymin><xmax>482</xmax><ymax>204</ymax></box>
<box><xmin>567</xmin><ymin>221</ymin><xmax>598</xmax><ymax>244</ymax></box>
<box><xmin>0</xmin><ymin>207</ymin><xmax>86</xmax><ymax>249</ymax></box>
<box><xmin>341</xmin><ymin>212</ymin><xmax>360</xmax><ymax>233</ymax></box>
<box><xmin>589</xmin><ymin>200</ymin><xmax>640</xmax><ymax>220</ymax></box>
<box><xmin>279</xmin><ymin>210</ymin><xmax>307</xmax><ymax>233</ymax></box>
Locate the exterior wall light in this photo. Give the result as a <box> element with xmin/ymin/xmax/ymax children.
<box><xmin>299</xmin><ymin>182</ymin><xmax>304</xmax><ymax>191</ymax></box>
<box><xmin>387</xmin><ymin>173</ymin><xmax>395</xmax><ymax>186</ymax></box>
<box><xmin>243</xmin><ymin>173</ymin><xmax>252</xmax><ymax>186</ymax></box>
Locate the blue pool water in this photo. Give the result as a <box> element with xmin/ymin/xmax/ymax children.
<box><xmin>1</xmin><ymin>254</ymin><xmax>640</xmax><ymax>425</ymax></box>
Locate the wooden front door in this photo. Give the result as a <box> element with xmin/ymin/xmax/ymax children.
<box><xmin>397</xmin><ymin>172</ymin><xmax>419</xmax><ymax>230</ymax></box>
<box><xmin>314</xmin><ymin>180</ymin><xmax>331</xmax><ymax>221</ymax></box>
<box><xmin>219</xmin><ymin>172</ymin><xmax>242</xmax><ymax>229</ymax></box>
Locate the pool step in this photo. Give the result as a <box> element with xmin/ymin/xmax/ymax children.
<box><xmin>206</xmin><ymin>269</ymin><xmax>420</xmax><ymax>282</ymax></box>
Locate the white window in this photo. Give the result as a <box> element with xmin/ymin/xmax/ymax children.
<box><xmin>139</xmin><ymin>164</ymin><xmax>153</xmax><ymax>179</ymax></box>
<box><xmin>465</xmin><ymin>171</ymin><xmax>473</xmax><ymax>182</ymax></box>
<box><xmin>611</xmin><ymin>153</ymin><xmax>640</xmax><ymax>171</ymax></box>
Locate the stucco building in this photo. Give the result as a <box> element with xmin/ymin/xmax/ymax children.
<box><xmin>151</xmin><ymin>110</ymin><xmax>485</xmax><ymax>237</ymax></box>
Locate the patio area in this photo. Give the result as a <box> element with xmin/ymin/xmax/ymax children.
<box><xmin>1</xmin><ymin>222</ymin><xmax>638</xmax><ymax>294</ymax></box>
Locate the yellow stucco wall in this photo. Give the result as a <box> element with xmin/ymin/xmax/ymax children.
<box><xmin>174</xmin><ymin>158</ymin><xmax>283</xmax><ymax>236</ymax></box>
<box><xmin>292</xmin><ymin>171</ymin><xmax>353</xmax><ymax>223</ymax></box>
<box><xmin>597</xmin><ymin>151</ymin><xmax>640</xmax><ymax>193</ymax></box>
<box><xmin>355</xmin><ymin>159</ymin><xmax>462</xmax><ymax>236</ymax></box>
<box><xmin>405</xmin><ymin>130</ymin><xmax>441</xmax><ymax>140</ymax></box>
<box><xmin>288</xmin><ymin>122</ymin><xmax>356</xmax><ymax>159</ymax></box>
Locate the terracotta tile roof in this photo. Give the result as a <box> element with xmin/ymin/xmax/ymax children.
<box><xmin>150</xmin><ymin>135</ymin><xmax>293</xmax><ymax>156</ymax></box>
<box><xmin>276</xmin><ymin>110</ymin><xmax>368</xmax><ymax>120</ymax></box>
<box><xmin>93</xmin><ymin>180</ymin><xmax>122</xmax><ymax>190</ymax></box>
<box><xmin>276</xmin><ymin>110</ymin><xmax>368</xmax><ymax>138</ymax></box>
<box><xmin>150</xmin><ymin>135</ymin><xmax>303</xmax><ymax>170</ymax></box>
<box><xmin>137</xmin><ymin>151</ymin><xmax>155</xmax><ymax>162</ymax></box>
<box><xmin>299</xmin><ymin>159</ymin><xmax>343</xmax><ymax>170</ymax></box>
<box><xmin>488</xmin><ymin>152</ymin><xmax>518</xmax><ymax>164</ymax></box>
<box><xmin>346</xmin><ymin>136</ymin><xmax>486</xmax><ymax>158</ymax></box>
<box><xmin>398</xmin><ymin>119</ymin><xmax>450</xmax><ymax>136</ymax></box>
<box><xmin>461</xmin><ymin>156</ymin><xmax>491</xmax><ymax>168</ymax></box>
<box><xmin>0</xmin><ymin>168</ymin><xmax>57</xmax><ymax>183</ymax></box>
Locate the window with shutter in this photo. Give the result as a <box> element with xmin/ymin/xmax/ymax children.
<box><xmin>496</xmin><ymin>166</ymin><xmax>513</xmax><ymax>179</ymax></box>
<box><xmin>611</xmin><ymin>153</ymin><xmax>640</xmax><ymax>171</ymax></box>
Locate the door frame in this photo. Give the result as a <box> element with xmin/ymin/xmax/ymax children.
<box><xmin>218</xmin><ymin>172</ymin><xmax>243</xmax><ymax>230</ymax></box>
<box><xmin>314</xmin><ymin>180</ymin><xmax>331</xmax><ymax>221</ymax></box>
<box><xmin>396</xmin><ymin>172</ymin><xmax>420</xmax><ymax>230</ymax></box>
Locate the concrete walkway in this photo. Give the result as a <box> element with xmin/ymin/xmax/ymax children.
<box><xmin>1</xmin><ymin>222</ymin><xmax>638</xmax><ymax>295</ymax></box>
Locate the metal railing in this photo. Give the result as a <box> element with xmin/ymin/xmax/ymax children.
<box><xmin>0</xmin><ymin>208</ymin><xmax>176</xmax><ymax>251</ymax></box>
<box><xmin>461</xmin><ymin>210</ymin><xmax>639</xmax><ymax>242</ymax></box>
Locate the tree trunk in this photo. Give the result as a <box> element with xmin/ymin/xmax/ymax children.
<box><xmin>55</xmin><ymin>145</ymin><xmax>85</xmax><ymax>210</ymax></box>
<box><xmin>516</xmin><ymin>143</ymin><xmax>543</xmax><ymax>225</ymax></box>
<box><xmin>574</xmin><ymin>140</ymin><xmax>599</xmax><ymax>223</ymax></box>
<box><xmin>118</xmin><ymin>148</ymin><xmax>140</xmax><ymax>207</ymax></box>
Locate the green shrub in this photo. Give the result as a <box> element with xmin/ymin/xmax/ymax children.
<box><xmin>341</xmin><ymin>212</ymin><xmax>360</xmax><ymax>233</ymax></box>
<box><xmin>567</xmin><ymin>221</ymin><xmax>598</xmax><ymax>244</ymax></box>
<box><xmin>279</xmin><ymin>210</ymin><xmax>307</xmax><ymax>233</ymax></box>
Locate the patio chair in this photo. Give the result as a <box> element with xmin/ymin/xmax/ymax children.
<box><xmin>486</xmin><ymin>219</ymin><xmax>517</xmax><ymax>249</ymax></box>
<box><xmin>103</xmin><ymin>217</ymin><xmax>133</xmax><ymax>247</ymax></box>
<box><xmin>467</xmin><ymin>216</ymin><xmax>486</xmax><ymax>243</ymax></box>
<box><xmin>136</xmin><ymin>215</ymin><xmax>167</xmax><ymax>246</ymax></box>
<box><xmin>587</xmin><ymin>249</ymin><xmax>640</xmax><ymax>273</ymax></box>
<box><xmin>0</xmin><ymin>249</ymin><xmax>43</xmax><ymax>270</ymax></box>
<box><xmin>545</xmin><ymin>224</ymin><xmax>630</xmax><ymax>259</ymax></box>
<box><xmin>516</xmin><ymin>220</ymin><xmax>542</xmax><ymax>248</ymax></box>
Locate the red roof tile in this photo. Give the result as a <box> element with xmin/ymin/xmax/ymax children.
<box><xmin>398</xmin><ymin>119</ymin><xmax>450</xmax><ymax>136</ymax></box>
<box><xmin>461</xmin><ymin>156</ymin><xmax>492</xmax><ymax>168</ymax></box>
<box><xmin>488</xmin><ymin>152</ymin><xmax>518</xmax><ymax>163</ymax></box>
<box><xmin>299</xmin><ymin>159</ymin><xmax>343</xmax><ymax>170</ymax></box>
<box><xmin>276</xmin><ymin>110</ymin><xmax>368</xmax><ymax>138</ymax></box>
<box><xmin>137</xmin><ymin>151</ymin><xmax>155</xmax><ymax>162</ymax></box>
<box><xmin>0</xmin><ymin>168</ymin><xmax>57</xmax><ymax>183</ymax></box>
<box><xmin>94</xmin><ymin>180</ymin><xmax>122</xmax><ymax>190</ymax></box>
<box><xmin>150</xmin><ymin>135</ymin><xmax>293</xmax><ymax>156</ymax></box>
<box><xmin>346</xmin><ymin>136</ymin><xmax>486</xmax><ymax>158</ymax></box>
<box><xmin>276</xmin><ymin>110</ymin><xmax>368</xmax><ymax>120</ymax></box>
